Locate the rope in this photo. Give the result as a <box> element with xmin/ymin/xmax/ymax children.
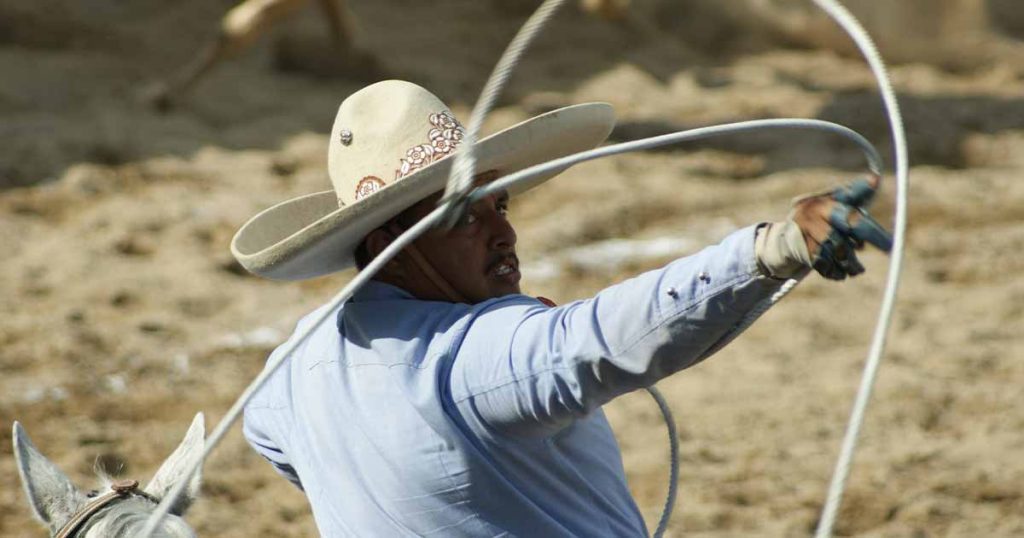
<box><xmin>809</xmin><ymin>1</ymin><xmax>909</xmax><ymax>535</ymax></box>
<box><xmin>645</xmin><ymin>386</ymin><xmax>679</xmax><ymax>538</ymax></box>
<box><xmin>141</xmin><ymin>0</ymin><xmax>907</xmax><ymax>534</ymax></box>
<box><xmin>472</xmin><ymin>119</ymin><xmax>881</xmax><ymax>201</ymax></box>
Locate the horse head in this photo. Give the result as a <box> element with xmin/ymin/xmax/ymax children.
<box><xmin>12</xmin><ymin>413</ymin><xmax>204</xmax><ymax>538</ymax></box>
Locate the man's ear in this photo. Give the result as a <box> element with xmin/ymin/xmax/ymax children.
<box><xmin>365</xmin><ymin>228</ymin><xmax>405</xmax><ymax>276</ymax></box>
<box><xmin>12</xmin><ymin>422</ymin><xmax>87</xmax><ymax>532</ymax></box>
<box><xmin>143</xmin><ymin>413</ymin><xmax>204</xmax><ymax>516</ymax></box>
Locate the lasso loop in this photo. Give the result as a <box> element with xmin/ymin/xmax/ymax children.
<box><xmin>140</xmin><ymin>1</ymin><xmax>908</xmax><ymax>536</ymax></box>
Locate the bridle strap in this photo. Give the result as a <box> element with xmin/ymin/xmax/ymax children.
<box><xmin>55</xmin><ymin>479</ymin><xmax>145</xmax><ymax>538</ymax></box>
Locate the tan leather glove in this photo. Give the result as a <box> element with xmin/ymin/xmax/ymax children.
<box><xmin>755</xmin><ymin>220</ymin><xmax>812</xmax><ymax>279</ymax></box>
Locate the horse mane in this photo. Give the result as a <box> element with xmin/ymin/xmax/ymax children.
<box><xmin>79</xmin><ymin>497</ymin><xmax>195</xmax><ymax>538</ymax></box>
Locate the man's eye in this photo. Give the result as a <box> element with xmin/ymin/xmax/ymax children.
<box><xmin>497</xmin><ymin>205</ymin><xmax>509</xmax><ymax>217</ymax></box>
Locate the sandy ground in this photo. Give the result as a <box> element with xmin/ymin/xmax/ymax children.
<box><xmin>2</xmin><ymin>0</ymin><xmax>1024</xmax><ymax>536</ymax></box>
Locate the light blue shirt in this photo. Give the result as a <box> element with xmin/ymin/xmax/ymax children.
<box><xmin>244</xmin><ymin>225</ymin><xmax>783</xmax><ymax>537</ymax></box>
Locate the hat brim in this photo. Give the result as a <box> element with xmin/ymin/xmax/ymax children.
<box><xmin>231</xmin><ymin>102</ymin><xmax>615</xmax><ymax>280</ymax></box>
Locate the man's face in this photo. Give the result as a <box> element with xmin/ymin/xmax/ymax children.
<box><xmin>400</xmin><ymin>189</ymin><xmax>520</xmax><ymax>304</ymax></box>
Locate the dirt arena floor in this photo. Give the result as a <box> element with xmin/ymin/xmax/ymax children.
<box><xmin>2</xmin><ymin>0</ymin><xmax>1023</xmax><ymax>536</ymax></box>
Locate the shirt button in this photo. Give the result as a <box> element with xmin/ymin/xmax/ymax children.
<box><xmin>666</xmin><ymin>287</ymin><xmax>679</xmax><ymax>298</ymax></box>
<box><xmin>698</xmin><ymin>271</ymin><xmax>710</xmax><ymax>283</ymax></box>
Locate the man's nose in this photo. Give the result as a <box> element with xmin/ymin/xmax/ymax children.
<box><xmin>487</xmin><ymin>210</ymin><xmax>517</xmax><ymax>251</ymax></box>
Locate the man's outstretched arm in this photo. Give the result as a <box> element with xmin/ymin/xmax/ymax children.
<box><xmin>451</xmin><ymin>224</ymin><xmax>781</xmax><ymax>437</ymax></box>
<box><xmin>450</xmin><ymin>178</ymin><xmax>891</xmax><ymax>437</ymax></box>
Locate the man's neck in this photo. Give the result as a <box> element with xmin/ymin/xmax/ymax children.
<box><xmin>372</xmin><ymin>268</ymin><xmax>466</xmax><ymax>304</ymax></box>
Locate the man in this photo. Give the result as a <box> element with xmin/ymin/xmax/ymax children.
<box><xmin>232</xmin><ymin>80</ymin><xmax>890</xmax><ymax>536</ymax></box>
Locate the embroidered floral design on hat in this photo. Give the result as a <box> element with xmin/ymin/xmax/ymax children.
<box><xmin>354</xmin><ymin>176</ymin><xmax>386</xmax><ymax>200</ymax></box>
<box><xmin>396</xmin><ymin>111</ymin><xmax>465</xmax><ymax>180</ymax></box>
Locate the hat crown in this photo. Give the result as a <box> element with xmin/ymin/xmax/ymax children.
<box><xmin>328</xmin><ymin>80</ymin><xmax>466</xmax><ymax>207</ymax></box>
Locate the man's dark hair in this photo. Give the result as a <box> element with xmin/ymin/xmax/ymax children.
<box><xmin>354</xmin><ymin>239</ymin><xmax>372</xmax><ymax>270</ymax></box>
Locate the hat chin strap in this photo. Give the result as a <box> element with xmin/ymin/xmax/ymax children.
<box><xmin>404</xmin><ymin>242</ymin><xmax>469</xmax><ymax>304</ymax></box>
<box><xmin>385</xmin><ymin>221</ymin><xmax>468</xmax><ymax>303</ymax></box>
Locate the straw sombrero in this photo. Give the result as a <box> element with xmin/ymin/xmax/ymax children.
<box><xmin>230</xmin><ymin>80</ymin><xmax>615</xmax><ymax>280</ymax></box>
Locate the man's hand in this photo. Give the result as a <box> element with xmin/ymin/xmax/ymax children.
<box><xmin>756</xmin><ymin>176</ymin><xmax>893</xmax><ymax>280</ymax></box>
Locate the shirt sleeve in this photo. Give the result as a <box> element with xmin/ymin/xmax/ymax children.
<box><xmin>449</xmin><ymin>225</ymin><xmax>784</xmax><ymax>437</ymax></box>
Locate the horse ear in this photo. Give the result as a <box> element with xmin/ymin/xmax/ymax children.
<box><xmin>12</xmin><ymin>422</ymin><xmax>87</xmax><ymax>532</ymax></box>
<box><xmin>143</xmin><ymin>413</ymin><xmax>205</xmax><ymax>515</ymax></box>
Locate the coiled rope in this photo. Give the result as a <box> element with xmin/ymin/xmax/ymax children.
<box><xmin>141</xmin><ymin>0</ymin><xmax>908</xmax><ymax>536</ymax></box>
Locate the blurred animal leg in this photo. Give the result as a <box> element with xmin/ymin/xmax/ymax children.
<box><xmin>146</xmin><ymin>0</ymin><xmax>309</xmax><ymax>110</ymax></box>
